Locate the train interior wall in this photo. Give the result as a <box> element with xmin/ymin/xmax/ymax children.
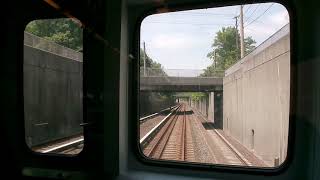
<box><xmin>121</xmin><ymin>0</ymin><xmax>320</xmax><ymax>179</ymax></box>
<box><xmin>2</xmin><ymin>0</ymin><xmax>320</xmax><ymax>180</ymax></box>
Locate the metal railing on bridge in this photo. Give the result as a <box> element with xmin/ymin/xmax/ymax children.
<box><xmin>140</xmin><ymin>68</ymin><xmax>224</xmax><ymax>78</ymax></box>
<box><xmin>140</xmin><ymin>68</ymin><xmax>224</xmax><ymax>91</ymax></box>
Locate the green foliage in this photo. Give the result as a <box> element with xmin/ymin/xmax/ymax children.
<box><xmin>158</xmin><ymin>92</ymin><xmax>175</xmax><ymax>99</ymax></box>
<box><xmin>139</xmin><ymin>48</ymin><xmax>175</xmax><ymax>99</ymax></box>
<box><xmin>140</xmin><ymin>48</ymin><xmax>168</xmax><ymax>77</ymax></box>
<box><xmin>200</xmin><ymin>65</ymin><xmax>225</xmax><ymax>77</ymax></box>
<box><xmin>202</xmin><ymin>26</ymin><xmax>256</xmax><ymax>77</ymax></box>
<box><xmin>244</xmin><ymin>36</ymin><xmax>256</xmax><ymax>53</ymax></box>
<box><xmin>173</xmin><ymin>92</ymin><xmax>207</xmax><ymax>102</ymax></box>
<box><xmin>139</xmin><ymin>48</ymin><xmax>162</xmax><ymax>69</ymax></box>
<box><xmin>25</xmin><ymin>18</ymin><xmax>82</xmax><ymax>51</ymax></box>
<box><xmin>191</xmin><ymin>92</ymin><xmax>207</xmax><ymax>101</ymax></box>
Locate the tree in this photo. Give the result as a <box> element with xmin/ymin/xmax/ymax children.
<box><xmin>139</xmin><ymin>48</ymin><xmax>175</xmax><ymax>99</ymax></box>
<box><xmin>25</xmin><ymin>18</ymin><xmax>83</xmax><ymax>51</ymax></box>
<box><xmin>140</xmin><ymin>48</ymin><xmax>166</xmax><ymax>76</ymax></box>
<box><xmin>139</xmin><ymin>49</ymin><xmax>162</xmax><ymax>69</ymax></box>
<box><xmin>139</xmin><ymin>48</ymin><xmax>174</xmax><ymax>102</ymax></box>
<box><xmin>202</xmin><ymin>26</ymin><xmax>256</xmax><ymax>76</ymax></box>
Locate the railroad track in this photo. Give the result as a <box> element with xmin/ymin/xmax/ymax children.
<box><xmin>139</xmin><ymin>106</ymin><xmax>179</xmax><ymax>139</ymax></box>
<box><xmin>32</xmin><ymin>135</ymin><xmax>84</xmax><ymax>155</ymax></box>
<box><xmin>191</xmin><ymin>108</ymin><xmax>250</xmax><ymax>166</ymax></box>
<box><xmin>139</xmin><ymin>105</ymin><xmax>178</xmax><ymax>123</ymax></box>
<box><xmin>58</xmin><ymin>143</ymin><xmax>84</xmax><ymax>154</ymax></box>
<box><xmin>141</xmin><ymin>104</ymin><xmax>194</xmax><ymax>162</ymax></box>
<box><xmin>140</xmin><ymin>103</ymin><xmax>249</xmax><ymax>165</ymax></box>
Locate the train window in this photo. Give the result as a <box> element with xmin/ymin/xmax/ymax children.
<box><xmin>24</xmin><ymin>18</ymin><xmax>84</xmax><ymax>155</ymax></box>
<box><xmin>139</xmin><ymin>2</ymin><xmax>290</xmax><ymax>168</ymax></box>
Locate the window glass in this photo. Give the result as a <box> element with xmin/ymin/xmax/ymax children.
<box><xmin>24</xmin><ymin>18</ymin><xmax>83</xmax><ymax>155</ymax></box>
<box><xmin>139</xmin><ymin>3</ymin><xmax>290</xmax><ymax>167</ymax></box>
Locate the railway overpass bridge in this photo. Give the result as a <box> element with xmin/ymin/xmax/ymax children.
<box><xmin>139</xmin><ymin>68</ymin><xmax>224</xmax><ymax>127</ymax></box>
<box><xmin>139</xmin><ymin>68</ymin><xmax>223</xmax><ymax>92</ymax></box>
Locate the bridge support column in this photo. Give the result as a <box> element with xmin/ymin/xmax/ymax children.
<box><xmin>199</xmin><ymin>96</ymin><xmax>208</xmax><ymax>117</ymax></box>
<box><xmin>208</xmin><ymin>92</ymin><xmax>215</xmax><ymax>123</ymax></box>
<box><xmin>214</xmin><ymin>91</ymin><xmax>223</xmax><ymax>129</ymax></box>
<box><xmin>191</xmin><ymin>98</ymin><xmax>194</xmax><ymax>108</ymax></box>
<box><xmin>200</xmin><ymin>97</ymin><xmax>205</xmax><ymax>116</ymax></box>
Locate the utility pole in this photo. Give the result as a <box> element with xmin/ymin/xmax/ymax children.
<box><xmin>214</xmin><ymin>49</ymin><xmax>216</xmax><ymax>67</ymax></box>
<box><xmin>143</xmin><ymin>42</ymin><xmax>146</xmax><ymax>76</ymax></box>
<box><xmin>233</xmin><ymin>15</ymin><xmax>239</xmax><ymax>60</ymax></box>
<box><xmin>240</xmin><ymin>5</ymin><xmax>245</xmax><ymax>58</ymax></box>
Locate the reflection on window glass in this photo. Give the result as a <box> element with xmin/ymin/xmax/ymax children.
<box><xmin>139</xmin><ymin>3</ymin><xmax>290</xmax><ymax>167</ymax></box>
<box><xmin>24</xmin><ymin>18</ymin><xmax>83</xmax><ymax>155</ymax></box>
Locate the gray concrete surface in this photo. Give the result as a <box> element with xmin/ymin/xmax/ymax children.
<box><xmin>140</xmin><ymin>76</ymin><xmax>223</xmax><ymax>91</ymax></box>
<box><xmin>139</xmin><ymin>92</ymin><xmax>176</xmax><ymax>117</ymax></box>
<box><xmin>208</xmin><ymin>92</ymin><xmax>215</xmax><ymax>122</ymax></box>
<box><xmin>24</xmin><ymin>32</ymin><xmax>83</xmax><ymax>62</ymax></box>
<box><xmin>24</xmin><ymin>38</ymin><xmax>83</xmax><ymax>147</ymax></box>
<box><xmin>223</xmin><ymin>24</ymin><xmax>290</xmax><ymax>166</ymax></box>
<box><xmin>190</xmin><ymin>91</ymin><xmax>223</xmax><ymax>129</ymax></box>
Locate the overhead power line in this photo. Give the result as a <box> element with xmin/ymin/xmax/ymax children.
<box><xmin>166</xmin><ymin>14</ymin><xmax>235</xmax><ymax>19</ymax></box>
<box><xmin>175</xmin><ymin>12</ymin><xmax>236</xmax><ymax>16</ymax></box>
<box><xmin>145</xmin><ymin>21</ymin><xmax>233</xmax><ymax>26</ymax></box>
<box><xmin>243</xmin><ymin>4</ymin><xmax>260</xmax><ymax>24</ymax></box>
<box><xmin>244</xmin><ymin>4</ymin><xmax>252</xmax><ymax>14</ymax></box>
<box><xmin>245</xmin><ymin>3</ymin><xmax>274</xmax><ymax>27</ymax></box>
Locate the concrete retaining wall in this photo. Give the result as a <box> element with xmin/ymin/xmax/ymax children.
<box><xmin>139</xmin><ymin>92</ymin><xmax>176</xmax><ymax>117</ymax></box>
<box><xmin>191</xmin><ymin>96</ymin><xmax>208</xmax><ymax>117</ymax></box>
<box><xmin>191</xmin><ymin>91</ymin><xmax>223</xmax><ymax>128</ymax></box>
<box><xmin>24</xmin><ymin>39</ymin><xmax>83</xmax><ymax>147</ymax></box>
<box><xmin>223</xmin><ymin>24</ymin><xmax>290</xmax><ymax>166</ymax></box>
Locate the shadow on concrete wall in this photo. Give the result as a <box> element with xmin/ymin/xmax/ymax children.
<box><xmin>214</xmin><ymin>91</ymin><xmax>223</xmax><ymax>129</ymax></box>
<box><xmin>139</xmin><ymin>92</ymin><xmax>176</xmax><ymax>117</ymax></box>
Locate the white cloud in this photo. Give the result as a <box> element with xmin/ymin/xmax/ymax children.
<box><xmin>150</xmin><ymin>33</ymin><xmax>202</xmax><ymax>50</ymax></box>
<box><xmin>246</xmin><ymin>24</ymin><xmax>278</xmax><ymax>44</ymax></box>
<box><xmin>268</xmin><ymin>10</ymin><xmax>289</xmax><ymax>27</ymax></box>
<box><xmin>245</xmin><ymin>9</ymin><xmax>289</xmax><ymax>45</ymax></box>
<box><xmin>141</xmin><ymin>3</ymin><xmax>289</xmax><ymax>69</ymax></box>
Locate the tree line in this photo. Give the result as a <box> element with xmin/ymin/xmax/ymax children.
<box><xmin>202</xmin><ymin>26</ymin><xmax>256</xmax><ymax>77</ymax></box>
<box><xmin>25</xmin><ymin>19</ymin><xmax>256</xmax><ymax>77</ymax></box>
<box><xmin>25</xmin><ymin>18</ymin><xmax>83</xmax><ymax>51</ymax></box>
<box><xmin>25</xmin><ymin>18</ymin><xmax>257</xmax><ymax>106</ymax></box>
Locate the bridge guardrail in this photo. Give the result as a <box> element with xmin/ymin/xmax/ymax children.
<box><xmin>140</xmin><ymin>68</ymin><xmax>224</xmax><ymax>78</ymax></box>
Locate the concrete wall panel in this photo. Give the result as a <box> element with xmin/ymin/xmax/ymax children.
<box><xmin>139</xmin><ymin>92</ymin><xmax>176</xmax><ymax>117</ymax></box>
<box><xmin>223</xmin><ymin>25</ymin><xmax>290</xmax><ymax>166</ymax></box>
<box><xmin>24</xmin><ymin>45</ymin><xmax>83</xmax><ymax>147</ymax></box>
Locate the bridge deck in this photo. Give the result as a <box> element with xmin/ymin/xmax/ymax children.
<box><xmin>140</xmin><ymin>76</ymin><xmax>223</xmax><ymax>91</ymax></box>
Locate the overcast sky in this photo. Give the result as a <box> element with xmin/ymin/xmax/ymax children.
<box><xmin>140</xmin><ymin>2</ymin><xmax>289</xmax><ymax>70</ymax></box>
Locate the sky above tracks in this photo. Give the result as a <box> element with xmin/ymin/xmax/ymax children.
<box><xmin>140</xmin><ymin>2</ymin><xmax>289</xmax><ymax>70</ymax></box>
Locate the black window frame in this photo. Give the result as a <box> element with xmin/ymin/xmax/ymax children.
<box><xmin>22</xmin><ymin>17</ymin><xmax>85</xmax><ymax>158</ymax></box>
<box><xmin>133</xmin><ymin>0</ymin><xmax>295</xmax><ymax>175</ymax></box>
